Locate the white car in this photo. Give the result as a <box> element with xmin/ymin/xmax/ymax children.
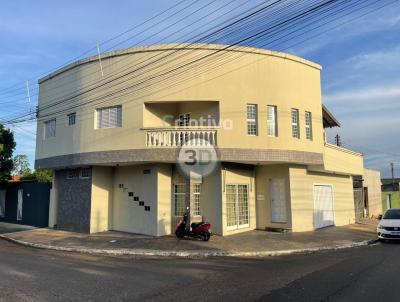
<box><xmin>377</xmin><ymin>208</ymin><xmax>400</xmax><ymax>241</ymax></box>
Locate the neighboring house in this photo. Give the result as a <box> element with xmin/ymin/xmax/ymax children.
<box><xmin>35</xmin><ymin>44</ymin><xmax>364</xmax><ymax>236</ymax></box>
<box><xmin>381</xmin><ymin>178</ymin><xmax>400</xmax><ymax>212</ymax></box>
<box><xmin>0</xmin><ymin>180</ymin><xmax>51</xmax><ymax>227</ymax></box>
<box><xmin>353</xmin><ymin>168</ymin><xmax>382</xmax><ymax>219</ymax></box>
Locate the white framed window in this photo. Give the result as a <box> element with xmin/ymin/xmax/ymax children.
<box><xmin>226</xmin><ymin>184</ymin><xmax>249</xmax><ymax>230</ymax></box>
<box><xmin>267</xmin><ymin>105</ymin><xmax>278</xmax><ymax>137</ymax></box>
<box><xmin>247</xmin><ymin>104</ymin><xmax>258</xmax><ymax>136</ymax></box>
<box><xmin>96</xmin><ymin>105</ymin><xmax>122</xmax><ymax>129</ymax></box>
<box><xmin>305</xmin><ymin>111</ymin><xmax>313</xmax><ymax>140</ymax></box>
<box><xmin>80</xmin><ymin>168</ymin><xmax>90</xmax><ymax>179</ymax></box>
<box><xmin>291</xmin><ymin>108</ymin><xmax>300</xmax><ymax>139</ymax></box>
<box><xmin>193</xmin><ymin>184</ymin><xmax>201</xmax><ymax>216</ymax></box>
<box><xmin>174</xmin><ymin>184</ymin><xmax>187</xmax><ymax>216</ymax></box>
<box><xmin>67</xmin><ymin>112</ymin><xmax>76</xmax><ymax>126</ymax></box>
<box><xmin>67</xmin><ymin>169</ymin><xmax>79</xmax><ymax>179</ymax></box>
<box><xmin>43</xmin><ymin>119</ymin><xmax>56</xmax><ymax>139</ymax></box>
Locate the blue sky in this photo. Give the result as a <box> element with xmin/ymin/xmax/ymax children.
<box><xmin>0</xmin><ymin>0</ymin><xmax>399</xmax><ymax>177</ymax></box>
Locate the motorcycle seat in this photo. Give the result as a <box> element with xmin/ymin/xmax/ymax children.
<box><xmin>191</xmin><ymin>222</ymin><xmax>204</xmax><ymax>229</ymax></box>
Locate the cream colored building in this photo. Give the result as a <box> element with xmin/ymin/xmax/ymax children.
<box><xmin>35</xmin><ymin>44</ymin><xmax>364</xmax><ymax>236</ymax></box>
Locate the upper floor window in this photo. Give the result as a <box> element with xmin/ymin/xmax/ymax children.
<box><xmin>247</xmin><ymin>104</ymin><xmax>258</xmax><ymax>136</ymax></box>
<box><xmin>178</xmin><ymin>113</ymin><xmax>191</xmax><ymax>127</ymax></box>
<box><xmin>96</xmin><ymin>105</ymin><xmax>122</xmax><ymax>129</ymax></box>
<box><xmin>291</xmin><ymin>109</ymin><xmax>300</xmax><ymax>139</ymax></box>
<box><xmin>267</xmin><ymin>105</ymin><xmax>278</xmax><ymax>137</ymax></box>
<box><xmin>305</xmin><ymin>111</ymin><xmax>313</xmax><ymax>140</ymax></box>
<box><xmin>67</xmin><ymin>112</ymin><xmax>76</xmax><ymax>126</ymax></box>
<box><xmin>43</xmin><ymin>119</ymin><xmax>56</xmax><ymax>139</ymax></box>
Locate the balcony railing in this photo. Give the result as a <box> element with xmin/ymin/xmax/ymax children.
<box><xmin>145</xmin><ymin>127</ymin><xmax>217</xmax><ymax>147</ymax></box>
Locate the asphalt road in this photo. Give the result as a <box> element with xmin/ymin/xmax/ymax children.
<box><xmin>0</xmin><ymin>239</ymin><xmax>398</xmax><ymax>302</ymax></box>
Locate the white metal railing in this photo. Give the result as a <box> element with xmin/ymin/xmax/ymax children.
<box><xmin>145</xmin><ymin>128</ymin><xmax>217</xmax><ymax>147</ymax></box>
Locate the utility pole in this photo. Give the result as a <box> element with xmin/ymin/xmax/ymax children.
<box><xmin>391</xmin><ymin>162</ymin><xmax>394</xmax><ymax>189</ymax></box>
<box><xmin>335</xmin><ymin>134</ymin><xmax>342</xmax><ymax>147</ymax></box>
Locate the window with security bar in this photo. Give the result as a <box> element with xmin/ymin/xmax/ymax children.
<box><xmin>291</xmin><ymin>108</ymin><xmax>300</xmax><ymax>139</ymax></box>
<box><xmin>305</xmin><ymin>111</ymin><xmax>313</xmax><ymax>140</ymax></box>
<box><xmin>193</xmin><ymin>184</ymin><xmax>201</xmax><ymax>216</ymax></box>
<box><xmin>174</xmin><ymin>184</ymin><xmax>187</xmax><ymax>216</ymax></box>
<box><xmin>247</xmin><ymin>104</ymin><xmax>258</xmax><ymax>136</ymax></box>
<box><xmin>67</xmin><ymin>112</ymin><xmax>76</xmax><ymax>126</ymax></box>
<box><xmin>267</xmin><ymin>105</ymin><xmax>277</xmax><ymax>137</ymax></box>
<box><xmin>96</xmin><ymin>105</ymin><xmax>122</xmax><ymax>129</ymax></box>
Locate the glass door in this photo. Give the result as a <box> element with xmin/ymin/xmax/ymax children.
<box><xmin>226</xmin><ymin>184</ymin><xmax>249</xmax><ymax>230</ymax></box>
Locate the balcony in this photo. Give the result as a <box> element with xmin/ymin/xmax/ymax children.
<box><xmin>145</xmin><ymin>127</ymin><xmax>217</xmax><ymax>147</ymax></box>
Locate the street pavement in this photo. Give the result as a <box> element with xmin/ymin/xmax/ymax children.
<box><xmin>0</xmin><ymin>238</ymin><xmax>399</xmax><ymax>301</ymax></box>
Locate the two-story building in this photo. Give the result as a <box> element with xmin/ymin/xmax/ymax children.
<box><xmin>35</xmin><ymin>44</ymin><xmax>364</xmax><ymax>236</ymax></box>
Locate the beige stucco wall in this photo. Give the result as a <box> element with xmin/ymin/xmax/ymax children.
<box><xmin>289</xmin><ymin>166</ymin><xmax>355</xmax><ymax>232</ymax></box>
<box><xmin>200</xmin><ymin>164</ymin><xmax>223</xmax><ymax>235</ymax></box>
<box><xmin>156</xmin><ymin>164</ymin><xmax>172</xmax><ymax>236</ymax></box>
<box><xmin>36</xmin><ymin>44</ymin><xmax>325</xmax><ymax>162</ymax></box>
<box><xmin>112</xmin><ymin>164</ymin><xmax>158</xmax><ymax>235</ymax></box>
<box><xmin>90</xmin><ymin>166</ymin><xmax>114</xmax><ymax>233</ymax></box>
<box><xmin>221</xmin><ymin>165</ymin><xmax>256</xmax><ymax>235</ymax></box>
<box><xmin>323</xmin><ymin>144</ymin><xmax>364</xmax><ymax>175</ymax></box>
<box><xmin>363</xmin><ymin>168</ymin><xmax>382</xmax><ymax>217</ymax></box>
<box><xmin>255</xmin><ymin>164</ymin><xmax>291</xmax><ymax>230</ymax></box>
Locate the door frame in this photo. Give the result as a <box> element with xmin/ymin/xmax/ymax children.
<box><xmin>313</xmin><ymin>183</ymin><xmax>335</xmax><ymax>229</ymax></box>
<box><xmin>225</xmin><ymin>184</ymin><xmax>250</xmax><ymax>231</ymax></box>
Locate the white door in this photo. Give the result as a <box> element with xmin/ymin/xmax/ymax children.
<box><xmin>17</xmin><ymin>189</ymin><xmax>23</xmax><ymax>221</ymax></box>
<box><xmin>313</xmin><ymin>185</ymin><xmax>334</xmax><ymax>229</ymax></box>
<box><xmin>226</xmin><ymin>184</ymin><xmax>249</xmax><ymax>230</ymax></box>
<box><xmin>270</xmin><ymin>179</ymin><xmax>287</xmax><ymax>223</ymax></box>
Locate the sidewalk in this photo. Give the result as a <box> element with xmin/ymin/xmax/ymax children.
<box><xmin>0</xmin><ymin>223</ymin><xmax>378</xmax><ymax>258</ymax></box>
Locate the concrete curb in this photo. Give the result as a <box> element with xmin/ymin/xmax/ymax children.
<box><xmin>0</xmin><ymin>234</ymin><xmax>379</xmax><ymax>258</ymax></box>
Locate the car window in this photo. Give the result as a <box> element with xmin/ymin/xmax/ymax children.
<box><xmin>383</xmin><ymin>210</ymin><xmax>400</xmax><ymax>219</ymax></box>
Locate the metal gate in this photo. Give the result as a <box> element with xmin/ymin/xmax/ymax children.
<box><xmin>353</xmin><ymin>188</ymin><xmax>364</xmax><ymax>222</ymax></box>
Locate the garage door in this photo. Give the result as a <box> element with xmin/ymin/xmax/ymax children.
<box><xmin>313</xmin><ymin>185</ymin><xmax>334</xmax><ymax>229</ymax></box>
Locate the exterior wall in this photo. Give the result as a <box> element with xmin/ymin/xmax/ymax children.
<box><xmin>221</xmin><ymin>164</ymin><xmax>256</xmax><ymax>235</ymax></box>
<box><xmin>55</xmin><ymin>169</ymin><xmax>92</xmax><ymax>233</ymax></box>
<box><xmin>323</xmin><ymin>144</ymin><xmax>363</xmax><ymax>175</ymax></box>
<box><xmin>363</xmin><ymin>168</ymin><xmax>382</xmax><ymax>217</ymax></box>
<box><xmin>156</xmin><ymin>164</ymin><xmax>172</xmax><ymax>236</ymax></box>
<box><xmin>90</xmin><ymin>166</ymin><xmax>114</xmax><ymax>233</ymax></box>
<box><xmin>35</xmin><ymin>45</ymin><xmax>325</xmax><ymax>165</ymax></box>
<box><xmin>289</xmin><ymin>166</ymin><xmax>355</xmax><ymax>232</ymax></box>
<box><xmin>382</xmin><ymin>191</ymin><xmax>400</xmax><ymax>212</ymax></box>
<box><xmin>255</xmin><ymin>164</ymin><xmax>291</xmax><ymax>230</ymax></box>
<box><xmin>112</xmin><ymin>165</ymin><xmax>157</xmax><ymax>235</ymax></box>
<box><xmin>200</xmin><ymin>164</ymin><xmax>223</xmax><ymax>235</ymax></box>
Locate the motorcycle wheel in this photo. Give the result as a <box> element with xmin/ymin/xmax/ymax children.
<box><xmin>202</xmin><ymin>232</ymin><xmax>211</xmax><ymax>241</ymax></box>
<box><xmin>175</xmin><ymin>229</ymin><xmax>185</xmax><ymax>239</ymax></box>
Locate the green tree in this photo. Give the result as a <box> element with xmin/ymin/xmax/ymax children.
<box><xmin>0</xmin><ymin>124</ymin><xmax>16</xmax><ymax>182</ymax></box>
<box><xmin>12</xmin><ymin>154</ymin><xmax>31</xmax><ymax>176</ymax></box>
<box><xmin>20</xmin><ymin>169</ymin><xmax>53</xmax><ymax>182</ymax></box>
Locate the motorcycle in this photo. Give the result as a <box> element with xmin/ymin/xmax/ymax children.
<box><xmin>175</xmin><ymin>211</ymin><xmax>211</xmax><ymax>241</ymax></box>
